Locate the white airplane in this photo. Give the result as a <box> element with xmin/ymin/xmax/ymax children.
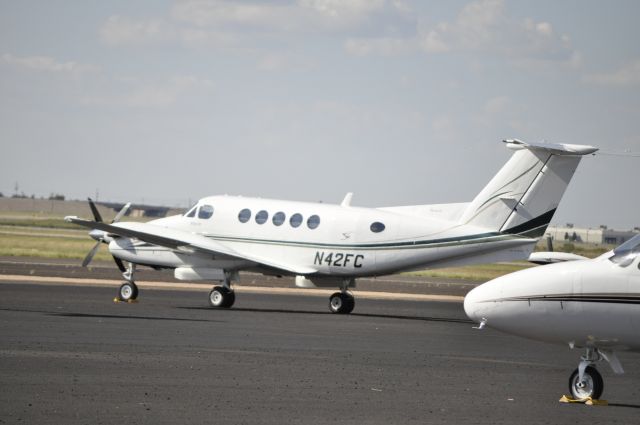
<box><xmin>464</xmin><ymin>233</ymin><xmax>640</xmax><ymax>400</ymax></box>
<box><xmin>66</xmin><ymin>139</ymin><xmax>596</xmax><ymax>314</ymax></box>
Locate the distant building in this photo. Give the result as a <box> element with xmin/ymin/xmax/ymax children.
<box><xmin>545</xmin><ymin>224</ymin><xmax>640</xmax><ymax>246</ymax></box>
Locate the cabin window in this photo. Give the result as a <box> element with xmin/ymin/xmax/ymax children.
<box><xmin>370</xmin><ymin>222</ymin><xmax>385</xmax><ymax>233</ymax></box>
<box><xmin>185</xmin><ymin>205</ymin><xmax>197</xmax><ymax>218</ymax></box>
<box><xmin>255</xmin><ymin>210</ymin><xmax>268</xmax><ymax>225</ymax></box>
<box><xmin>307</xmin><ymin>215</ymin><xmax>320</xmax><ymax>229</ymax></box>
<box><xmin>290</xmin><ymin>213</ymin><xmax>303</xmax><ymax>228</ymax></box>
<box><xmin>238</xmin><ymin>208</ymin><xmax>251</xmax><ymax>223</ymax></box>
<box><xmin>272</xmin><ymin>211</ymin><xmax>286</xmax><ymax>226</ymax></box>
<box><xmin>198</xmin><ymin>205</ymin><xmax>214</xmax><ymax>219</ymax></box>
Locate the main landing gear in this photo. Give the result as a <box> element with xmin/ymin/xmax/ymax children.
<box><xmin>328</xmin><ymin>278</ymin><xmax>356</xmax><ymax>314</ymax></box>
<box><xmin>567</xmin><ymin>347</ymin><xmax>624</xmax><ymax>400</ymax></box>
<box><xmin>208</xmin><ymin>272</ymin><xmax>236</xmax><ymax>309</ymax></box>
<box><xmin>116</xmin><ymin>263</ymin><xmax>139</xmax><ymax>302</ymax></box>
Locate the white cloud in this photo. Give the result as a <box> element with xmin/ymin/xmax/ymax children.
<box><xmin>100</xmin><ymin>16</ymin><xmax>173</xmax><ymax>46</ymax></box>
<box><xmin>170</xmin><ymin>0</ymin><xmax>386</xmax><ymax>32</ymax></box>
<box><xmin>2</xmin><ymin>53</ymin><xmax>97</xmax><ymax>74</ymax></box>
<box><xmin>582</xmin><ymin>60</ymin><xmax>640</xmax><ymax>86</ymax></box>
<box><xmin>344</xmin><ymin>36</ymin><xmax>415</xmax><ymax>56</ymax></box>
<box><xmin>83</xmin><ymin>75</ymin><xmax>214</xmax><ymax>108</ymax></box>
<box><xmin>418</xmin><ymin>0</ymin><xmax>576</xmax><ymax>63</ymax></box>
<box><xmin>343</xmin><ymin>0</ymin><xmax>578</xmax><ymax>66</ymax></box>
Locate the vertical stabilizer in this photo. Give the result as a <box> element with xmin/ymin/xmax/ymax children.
<box><xmin>458</xmin><ymin>140</ymin><xmax>597</xmax><ymax>237</ymax></box>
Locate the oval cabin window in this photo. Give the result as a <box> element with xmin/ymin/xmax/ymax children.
<box><xmin>238</xmin><ymin>208</ymin><xmax>251</xmax><ymax>223</ymax></box>
<box><xmin>290</xmin><ymin>213</ymin><xmax>303</xmax><ymax>228</ymax></box>
<box><xmin>255</xmin><ymin>210</ymin><xmax>268</xmax><ymax>224</ymax></box>
<box><xmin>307</xmin><ymin>215</ymin><xmax>320</xmax><ymax>229</ymax></box>
<box><xmin>272</xmin><ymin>211</ymin><xmax>286</xmax><ymax>226</ymax></box>
<box><xmin>370</xmin><ymin>222</ymin><xmax>385</xmax><ymax>233</ymax></box>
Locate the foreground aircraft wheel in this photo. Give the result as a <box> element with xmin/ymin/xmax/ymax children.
<box><xmin>209</xmin><ymin>286</ymin><xmax>235</xmax><ymax>309</ymax></box>
<box><xmin>329</xmin><ymin>292</ymin><xmax>355</xmax><ymax>314</ymax></box>
<box><xmin>569</xmin><ymin>366</ymin><xmax>604</xmax><ymax>400</ymax></box>
<box><xmin>118</xmin><ymin>282</ymin><xmax>138</xmax><ymax>301</ymax></box>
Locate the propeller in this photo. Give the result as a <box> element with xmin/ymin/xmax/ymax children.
<box><xmin>82</xmin><ymin>198</ymin><xmax>130</xmax><ymax>271</ymax></box>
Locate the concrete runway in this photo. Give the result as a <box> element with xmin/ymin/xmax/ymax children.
<box><xmin>2</xmin><ymin>278</ymin><xmax>639</xmax><ymax>424</ymax></box>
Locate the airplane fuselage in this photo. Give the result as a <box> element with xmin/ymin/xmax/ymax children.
<box><xmin>109</xmin><ymin>195</ymin><xmax>536</xmax><ymax>280</ymax></box>
<box><xmin>465</xmin><ymin>253</ymin><xmax>640</xmax><ymax>351</ymax></box>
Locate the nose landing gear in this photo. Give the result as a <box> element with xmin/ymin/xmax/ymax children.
<box><xmin>566</xmin><ymin>347</ymin><xmax>624</xmax><ymax>401</ymax></box>
<box><xmin>116</xmin><ymin>263</ymin><xmax>138</xmax><ymax>302</ymax></box>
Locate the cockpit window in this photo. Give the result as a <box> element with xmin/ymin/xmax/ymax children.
<box><xmin>609</xmin><ymin>234</ymin><xmax>640</xmax><ymax>267</ymax></box>
<box><xmin>185</xmin><ymin>204</ymin><xmax>197</xmax><ymax>218</ymax></box>
<box><xmin>198</xmin><ymin>204</ymin><xmax>214</xmax><ymax>219</ymax></box>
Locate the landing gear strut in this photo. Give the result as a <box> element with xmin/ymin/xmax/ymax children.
<box><xmin>208</xmin><ymin>272</ymin><xmax>236</xmax><ymax>309</ymax></box>
<box><xmin>329</xmin><ymin>278</ymin><xmax>355</xmax><ymax>314</ymax></box>
<box><xmin>117</xmin><ymin>263</ymin><xmax>138</xmax><ymax>302</ymax></box>
<box><xmin>567</xmin><ymin>347</ymin><xmax>623</xmax><ymax>400</ymax></box>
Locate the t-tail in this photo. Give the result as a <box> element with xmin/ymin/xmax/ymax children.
<box><xmin>458</xmin><ymin>139</ymin><xmax>598</xmax><ymax>238</ymax></box>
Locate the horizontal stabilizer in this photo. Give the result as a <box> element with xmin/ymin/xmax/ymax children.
<box><xmin>503</xmin><ymin>139</ymin><xmax>598</xmax><ymax>156</ymax></box>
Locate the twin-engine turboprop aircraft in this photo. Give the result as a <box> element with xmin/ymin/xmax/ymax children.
<box><xmin>66</xmin><ymin>139</ymin><xmax>597</xmax><ymax>314</ymax></box>
<box><xmin>465</xmin><ymin>234</ymin><xmax>640</xmax><ymax>400</ymax></box>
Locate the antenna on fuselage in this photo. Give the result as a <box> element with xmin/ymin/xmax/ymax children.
<box><xmin>341</xmin><ymin>192</ymin><xmax>353</xmax><ymax>207</ymax></box>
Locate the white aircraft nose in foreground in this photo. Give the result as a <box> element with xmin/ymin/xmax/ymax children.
<box><xmin>67</xmin><ymin>139</ymin><xmax>596</xmax><ymax>314</ymax></box>
<box><xmin>465</xmin><ymin>234</ymin><xmax>640</xmax><ymax>400</ymax></box>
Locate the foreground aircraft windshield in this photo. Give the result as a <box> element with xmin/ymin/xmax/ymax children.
<box><xmin>609</xmin><ymin>234</ymin><xmax>640</xmax><ymax>267</ymax></box>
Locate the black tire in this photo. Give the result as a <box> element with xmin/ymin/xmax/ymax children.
<box><xmin>569</xmin><ymin>366</ymin><xmax>604</xmax><ymax>400</ymax></box>
<box><xmin>329</xmin><ymin>292</ymin><xmax>355</xmax><ymax>314</ymax></box>
<box><xmin>118</xmin><ymin>282</ymin><xmax>138</xmax><ymax>301</ymax></box>
<box><xmin>209</xmin><ymin>286</ymin><xmax>235</xmax><ymax>309</ymax></box>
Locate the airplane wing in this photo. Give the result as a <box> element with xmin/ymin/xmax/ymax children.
<box><xmin>65</xmin><ymin>216</ymin><xmax>317</xmax><ymax>275</ymax></box>
<box><xmin>527</xmin><ymin>251</ymin><xmax>588</xmax><ymax>265</ymax></box>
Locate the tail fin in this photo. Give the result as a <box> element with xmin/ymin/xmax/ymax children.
<box><xmin>458</xmin><ymin>140</ymin><xmax>597</xmax><ymax>237</ymax></box>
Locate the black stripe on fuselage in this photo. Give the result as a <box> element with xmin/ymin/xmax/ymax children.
<box><xmin>493</xmin><ymin>294</ymin><xmax>640</xmax><ymax>305</ymax></box>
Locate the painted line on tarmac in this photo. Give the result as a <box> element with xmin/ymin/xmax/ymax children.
<box><xmin>0</xmin><ymin>274</ymin><xmax>463</xmax><ymax>303</ymax></box>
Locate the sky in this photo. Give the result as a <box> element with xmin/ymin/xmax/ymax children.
<box><xmin>0</xmin><ymin>0</ymin><xmax>638</xmax><ymax>229</ymax></box>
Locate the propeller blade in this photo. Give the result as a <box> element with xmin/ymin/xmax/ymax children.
<box><xmin>112</xmin><ymin>202</ymin><xmax>131</xmax><ymax>223</ymax></box>
<box><xmin>82</xmin><ymin>240</ymin><xmax>102</xmax><ymax>267</ymax></box>
<box><xmin>88</xmin><ymin>198</ymin><xmax>103</xmax><ymax>223</ymax></box>
<box><xmin>112</xmin><ymin>256</ymin><xmax>126</xmax><ymax>273</ymax></box>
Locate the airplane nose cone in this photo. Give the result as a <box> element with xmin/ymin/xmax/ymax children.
<box><xmin>464</xmin><ymin>286</ymin><xmax>483</xmax><ymax>323</ymax></box>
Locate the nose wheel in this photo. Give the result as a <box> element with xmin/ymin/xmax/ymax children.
<box><xmin>569</xmin><ymin>366</ymin><xmax>603</xmax><ymax>400</ymax></box>
<box><xmin>116</xmin><ymin>263</ymin><xmax>138</xmax><ymax>302</ymax></box>
<box><xmin>117</xmin><ymin>281</ymin><xmax>139</xmax><ymax>301</ymax></box>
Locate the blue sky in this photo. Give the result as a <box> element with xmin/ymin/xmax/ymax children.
<box><xmin>1</xmin><ymin>0</ymin><xmax>638</xmax><ymax>228</ymax></box>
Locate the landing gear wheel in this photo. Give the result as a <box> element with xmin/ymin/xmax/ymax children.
<box><xmin>209</xmin><ymin>286</ymin><xmax>235</xmax><ymax>309</ymax></box>
<box><xmin>569</xmin><ymin>366</ymin><xmax>604</xmax><ymax>400</ymax></box>
<box><xmin>118</xmin><ymin>282</ymin><xmax>138</xmax><ymax>301</ymax></box>
<box><xmin>329</xmin><ymin>292</ymin><xmax>355</xmax><ymax>314</ymax></box>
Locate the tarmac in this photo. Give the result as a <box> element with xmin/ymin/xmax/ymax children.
<box><xmin>1</xmin><ymin>259</ymin><xmax>640</xmax><ymax>424</ymax></box>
